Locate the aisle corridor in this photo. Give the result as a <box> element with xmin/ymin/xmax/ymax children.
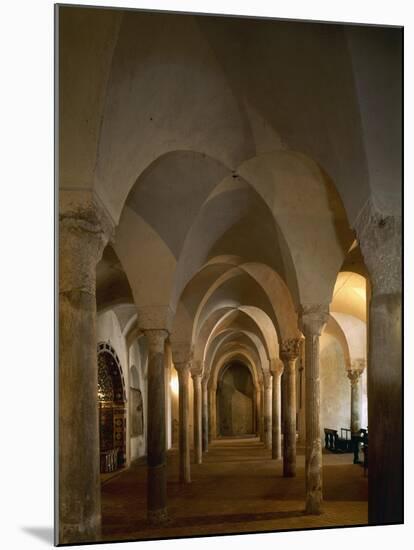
<box><xmin>101</xmin><ymin>437</ymin><xmax>368</xmax><ymax>542</ymax></box>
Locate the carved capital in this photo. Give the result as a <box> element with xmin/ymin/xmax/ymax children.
<box><xmin>299</xmin><ymin>305</ymin><xmax>329</xmax><ymax>336</ymax></box>
<box><xmin>347</xmin><ymin>369</ymin><xmax>363</xmax><ymax>386</ymax></box>
<box><xmin>171</xmin><ymin>342</ymin><xmax>193</xmax><ymax>366</ymax></box>
<box><xmin>270</xmin><ymin>358</ymin><xmax>284</xmax><ymax>376</ymax></box>
<box><xmin>351</xmin><ymin>358</ymin><xmax>366</xmax><ymax>372</ymax></box>
<box><xmin>280</xmin><ymin>338</ymin><xmax>301</xmax><ymax>362</ymax></box>
<box><xmin>353</xmin><ymin>198</ymin><xmax>401</xmax><ymax>295</ymax></box>
<box><xmin>174</xmin><ymin>361</ymin><xmax>191</xmax><ymax>373</ymax></box>
<box><xmin>143</xmin><ymin>329</ymin><xmax>169</xmax><ymax>354</ymax></box>
<box><xmin>59</xmin><ymin>197</ymin><xmax>114</xmax><ymax>295</ymax></box>
<box><xmin>191</xmin><ymin>360</ymin><xmax>203</xmax><ymax>378</ymax></box>
<box><xmin>138</xmin><ymin>305</ymin><xmax>174</xmax><ymax>332</ymax></box>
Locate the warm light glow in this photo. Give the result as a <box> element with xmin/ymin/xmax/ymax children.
<box><xmin>170</xmin><ymin>374</ymin><xmax>179</xmax><ymax>395</ymax></box>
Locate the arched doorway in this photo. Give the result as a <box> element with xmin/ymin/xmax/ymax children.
<box><xmin>217</xmin><ymin>361</ymin><xmax>254</xmax><ymax>436</ymax></box>
<box><xmin>97</xmin><ymin>342</ymin><xmax>127</xmax><ymax>473</ymax></box>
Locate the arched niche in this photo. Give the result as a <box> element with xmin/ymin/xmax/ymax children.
<box><xmin>216</xmin><ymin>360</ymin><xmax>255</xmax><ymax>437</ymax></box>
<box><xmin>97</xmin><ymin>342</ymin><xmax>127</xmax><ymax>473</ymax></box>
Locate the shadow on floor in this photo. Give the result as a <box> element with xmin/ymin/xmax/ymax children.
<box><xmin>169</xmin><ymin>509</ymin><xmax>306</xmax><ymax>528</ymax></box>
<box><xmin>21</xmin><ymin>526</ymin><xmax>54</xmax><ymax>545</ymax></box>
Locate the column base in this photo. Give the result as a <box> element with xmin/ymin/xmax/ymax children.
<box><xmin>305</xmin><ymin>499</ymin><xmax>323</xmax><ymax>515</ymax></box>
<box><xmin>147</xmin><ymin>507</ymin><xmax>170</xmax><ymax>526</ymax></box>
<box><xmin>58</xmin><ymin>516</ymin><xmax>101</xmax><ymax>545</ymax></box>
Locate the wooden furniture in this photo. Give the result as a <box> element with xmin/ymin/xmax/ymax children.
<box><xmin>324</xmin><ymin>428</ymin><xmax>338</xmax><ymax>452</ymax></box>
<box><xmin>324</xmin><ymin>427</ymin><xmax>353</xmax><ymax>453</ymax></box>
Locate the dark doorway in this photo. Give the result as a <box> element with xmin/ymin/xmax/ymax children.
<box><xmin>217</xmin><ymin>361</ymin><xmax>254</xmax><ymax>436</ymax></box>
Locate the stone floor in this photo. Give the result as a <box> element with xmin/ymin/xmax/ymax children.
<box><xmin>101</xmin><ymin>437</ymin><xmax>368</xmax><ymax>543</ymax></box>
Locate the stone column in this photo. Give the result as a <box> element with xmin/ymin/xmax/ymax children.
<box><xmin>144</xmin><ymin>329</ymin><xmax>169</xmax><ymax>524</ymax></box>
<box><xmin>348</xmin><ymin>365</ymin><xmax>364</xmax><ymax>433</ymax></box>
<box><xmin>297</xmin><ymin>340</ymin><xmax>306</xmax><ymax>444</ymax></box>
<box><xmin>208</xmin><ymin>388</ymin><xmax>217</xmax><ymax>442</ymax></box>
<box><xmin>263</xmin><ymin>373</ymin><xmax>272</xmax><ymax>450</ymax></box>
<box><xmin>192</xmin><ymin>372</ymin><xmax>203</xmax><ymax>464</ymax></box>
<box><xmin>300</xmin><ymin>305</ymin><xmax>329</xmax><ymax>515</ymax></box>
<box><xmin>255</xmin><ymin>388</ymin><xmax>261</xmax><ymax>436</ymax></box>
<box><xmin>280</xmin><ymin>339</ymin><xmax>301</xmax><ymax>477</ymax></box>
<box><xmin>355</xmin><ymin>202</ymin><xmax>402</xmax><ymax>525</ymax></box>
<box><xmin>270</xmin><ymin>361</ymin><xmax>283</xmax><ymax>459</ymax></box>
<box><xmin>59</xmin><ymin>200</ymin><xmax>112</xmax><ymax>544</ymax></box>
<box><xmin>259</xmin><ymin>386</ymin><xmax>265</xmax><ymax>442</ymax></box>
<box><xmin>202</xmin><ymin>378</ymin><xmax>209</xmax><ymax>452</ymax></box>
<box><xmin>176</xmin><ymin>362</ymin><xmax>191</xmax><ymax>483</ymax></box>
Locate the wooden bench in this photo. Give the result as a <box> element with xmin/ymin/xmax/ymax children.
<box><xmin>324</xmin><ymin>427</ymin><xmax>353</xmax><ymax>453</ymax></box>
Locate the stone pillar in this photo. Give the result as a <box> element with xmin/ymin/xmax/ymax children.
<box><xmin>208</xmin><ymin>388</ymin><xmax>217</xmax><ymax>442</ymax></box>
<box><xmin>297</xmin><ymin>340</ymin><xmax>306</xmax><ymax>444</ymax></box>
<box><xmin>144</xmin><ymin>329</ymin><xmax>169</xmax><ymax>524</ymax></box>
<box><xmin>300</xmin><ymin>305</ymin><xmax>329</xmax><ymax>515</ymax></box>
<box><xmin>259</xmin><ymin>386</ymin><xmax>265</xmax><ymax>442</ymax></box>
<box><xmin>176</xmin><ymin>362</ymin><xmax>191</xmax><ymax>483</ymax></box>
<box><xmin>348</xmin><ymin>365</ymin><xmax>364</xmax><ymax>433</ymax></box>
<box><xmin>59</xmin><ymin>200</ymin><xmax>112</xmax><ymax>544</ymax></box>
<box><xmin>192</xmin><ymin>372</ymin><xmax>202</xmax><ymax>464</ymax></box>
<box><xmin>270</xmin><ymin>360</ymin><xmax>283</xmax><ymax>459</ymax></box>
<box><xmin>355</xmin><ymin>202</ymin><xmax>402</xmax><ymax>525</ymax></box>
<box><xmin>255</xmin><ymin>388</ymin><xmax>261</xmax><ymax>436</ymax></box>
<box><xmin>263</xmin><ymin>373</ymin><xmax>272</xmax><ymax>450</ymax></box>
<box><xmin>202</xmin><ymin>379</ymin><xmax>209</xmax><ymax>452</ymax></box>
<box><xmin>280</xmin><ymin>339</ymin><xmax>301</xmax><ymax>477</ymax></box>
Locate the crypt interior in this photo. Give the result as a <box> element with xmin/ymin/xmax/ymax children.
<box><xmin>57</xmin><ymin>5</ymin><xmax>402</xmax><ymax>545</ymax></box>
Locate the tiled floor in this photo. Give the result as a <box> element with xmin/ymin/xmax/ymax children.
<box><xmin>101</xmin><ymin>437</ymin><xmax>368</xmax><ymax>543</ymax></box>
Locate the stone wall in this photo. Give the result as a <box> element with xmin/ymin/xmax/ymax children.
<box><xmin>217</xmin><ymin>363</ymin><xmax>254</xmax><ymax>436</ymax></box>
<box><xmin>320</xmin><ymin>334</ymin><xmax>350</xmax><ymax>438</ymax></box>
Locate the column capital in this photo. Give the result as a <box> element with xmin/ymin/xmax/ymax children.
<box><xmin>347</xmin><ymin>368</ymin><xmax>364</xmax><ymax>386</ymax></box>
<box><xmin>174</xmin><ymin>361</ymin><xmax>191</xmax><ymax>374</ymax></box>
<box><xmin>59</xmin><ymin>196</ymin><xmax>114</xmax><ymax>295</ymax></box>
<box><xmin>191</xmin><ymin>359</ymin><xmax>203</xmax><ymax>378</ymax></box>
<box><xmin>270</xmin><ymin>358</ymin><xmax>284</xmax><ymax>376</ymax></box>
<box><xmin>299</xmin><ymin>304</ymin><xmax>329</xmax><ymax>336</ymax></box>
<box><xmin>143</xmin><ymin>329</ymin><xmax>169</xmax><ymax>354</ymax></box>
<box><xmin>171</xmin><ymin>341</ymin><xmax>193</xmax><ymax>366</ymax></box>
<box><xmin>353</xmin><ymin>198</ymin><xmax>401</xmax><ymax>295</ymax></box>
<box><xmin>280</xmin><ymin>338</ymin><xmax>301</xmax><ymax>362</ymax></box>
<box><xmin>351</xmin><ymin>358</ymin><xmax>366</xmax><ymax>372</ymax></box>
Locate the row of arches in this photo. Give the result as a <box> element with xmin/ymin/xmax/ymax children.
<box><xmin>58</xmin><ymin>8</ymin><xmax>401</xmax><ymax>544</ymax></box>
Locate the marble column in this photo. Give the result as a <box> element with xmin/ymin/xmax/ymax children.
<box><xmin>176</xmin><ymin>362</ymin><xmax>191</xmax><ymax>483</ymax></box>
<box><xmin>202</xmin><ymin>378</ymin><xmax>209</xmax><ymax>452</ymax></box>
<box><xmin>348</xmin><ymin>365</ymin><xmax>364</xmax><ymax>433</ymax></box>
<box><xmin>355</xmin><ymin>201</ymin><xmax>402</xmax><ymax>525</ymax></box>
<box><xmin>192</xmin><ymin>372</ymin><xmax>203</xmax><ymax>464</ymax></box>
<box><xmin>144</xmin><ymin>329</ymin><xmax>169</xmax><ymax>524</ymax></box>
<box><xmin>300</xmin><ymin>305</ymin><xmax>329</xmax><ymax>515</ymax></box>
<box><xmin>59</xmin><ymin>200</ymin><xmax>112</xmax><ymax>544</ymax></box>
<box><xmin>263</xmin><ymin>373</ymin><xmax>272</xmax><ymax>450</ymax></box>
<box><xmin>280</xmin><ymin>339</ymin><xmax>301</xmax><ymax>477</ymax></box>
<box><xmin>270</xmin><ymin>361</ymin><xmax>283</xmax><ymax>459</ymax></box>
